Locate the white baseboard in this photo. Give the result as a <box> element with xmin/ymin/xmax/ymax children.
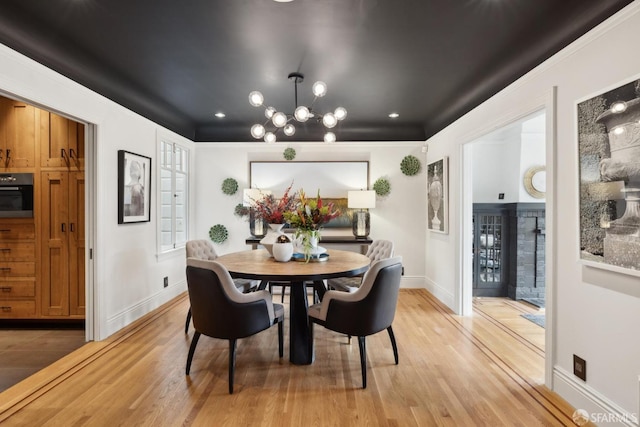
<box><xmin>104</xmin><ymin>279</ymin><xmax>187</xmax><ymax>339</ymax></box>
<box><xmin>553</xmin><ymin>366</ymin><xmax>639</xmax><ymax>427</ymax></box>
<box><xmin>400</xmin><ymin>275</ymin><xmax>425</xmax><ymax>288</ymax></box>
<box><xmin>424</xmin><ymin>277</ymin><xmax>455</xmax><ymax>311</ymax></box>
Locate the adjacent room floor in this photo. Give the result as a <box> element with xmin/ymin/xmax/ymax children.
<box><xmin>0</xmin><ymin>323</ymin><xmax>85</xmax><ymax>393</ymax></box>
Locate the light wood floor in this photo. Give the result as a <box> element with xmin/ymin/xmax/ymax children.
<box><xmin>0</xmin><ymin>290</ymin><xmax>579</xmax><ymax>426</ymax></box>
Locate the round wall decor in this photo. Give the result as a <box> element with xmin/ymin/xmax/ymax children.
<box><xmin>400</xmin><ymin>155</ymin><xmax>421</xmax><ymax>176</ymax></box>
<box><xmin>373</xmin><ymin>177</ymin><xmax>391</xmax><ymax>197</ymax></box>
<box><xmin>283</xmin><ymin>147</ymin><xmax>296</xmax><ymax>161</ymax></box>
<box><xmin>209</xmin><ymin>224</ymin><xmax>229</xmax><ymax>243</ymax></box>
<box><xmin>221</xmin><ymin>178</ymin><xmax>238</xmax><ymax>195</ymax></box>
<box><xmin>523</xmin><ymin>166</ymin><xmax>546</xmax><ymax>199</ymax></box>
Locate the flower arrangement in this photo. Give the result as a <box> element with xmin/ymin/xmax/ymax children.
<box><xmin>284</xmin><ymin>189</ymin><xmax>340</xmax><ymax>259</ymax></box>
<box><xmin>252</xmin><ymin>183</ymin><xmax>298</xmax><ymax>224</ymax></box>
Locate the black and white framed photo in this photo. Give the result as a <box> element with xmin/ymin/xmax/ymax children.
<box><xmin>427</xmin><ymin>156</ymin><xmax>448</xmax><ymax>234</ymax></box>
<box><xmin>118</xmin><ymin>150</ymin><xmax>151</xmax><ymax>224</ymax></box>
<box><xmin>576</xmin><ymin>76</ymin><xmax>640</xmax><ymax>274</ymax></box>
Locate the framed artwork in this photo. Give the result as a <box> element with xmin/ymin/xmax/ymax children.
<box><xmin>576</xmin><ymin>76</ymin><xmax>640</xmax><ymax>273</ymax></box>
<box><xmin>427</xmin><ymin>156</ymin><xmax>448</xmax><ymax>233</ymax></box>
<box><xmin>118</xmin><ymin>150</ymin><xmax>151</xmax><ymax>224</ymax></box>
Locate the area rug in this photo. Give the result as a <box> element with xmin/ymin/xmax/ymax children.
<box><xmin>521</xmin><ymin>298</ymin><xmax>545</xmax><ymax>309</ymax></box>
<box><xmin>521</xmin><ymin>313</ymin><xmax>545</xmax><ymax>328</ymax></box>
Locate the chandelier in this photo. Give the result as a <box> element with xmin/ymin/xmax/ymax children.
<box><xmin>248</xmin><ymin>72</ymin><xmax>347</xmax><ymax>143</ymax></box>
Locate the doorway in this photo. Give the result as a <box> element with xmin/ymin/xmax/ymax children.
<box><xmin>461</xmin><ymin>105</ymin><xmax>552</xmax><ymax>385</ymax></box>
<box><xmin>0</xmin><ymin>93</ymin><xmax>95</xmax><ymax>391</ymax></box>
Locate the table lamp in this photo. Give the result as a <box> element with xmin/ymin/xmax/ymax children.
<box><xmin>243</xmin><ymin>188</ymin><xmax>269</xmax><ymax>237</ymax></box>
<box><xmin>348</xmin><ymin>190</ymin><xmax>376</xmax><ymax>238</ymax></box>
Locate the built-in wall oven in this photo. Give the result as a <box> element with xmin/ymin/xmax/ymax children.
<box><xmin>0</xmin><ymin>173</ymin><xmax>34</xmax><ymax>218</ymax></box>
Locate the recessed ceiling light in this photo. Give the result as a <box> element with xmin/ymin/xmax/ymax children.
<box><xmin>388</xmin><ymin>112</ymin><xmax>399</xmax><ymax>118</ymax></box>
<box><xmin>214</xmin><ymin>112</ymin><xmax>226</xmax><ymax>118</ymax></box>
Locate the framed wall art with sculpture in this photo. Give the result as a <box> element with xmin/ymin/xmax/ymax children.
<box><xmin>577</xmin><ymin>75</ymin><xmax>640</xmax><ymax>274</ymax></box>
<box><xmin>427</xmin><ymin>156</ymin><xmax>448</xmax><ymax>234</ymax></box>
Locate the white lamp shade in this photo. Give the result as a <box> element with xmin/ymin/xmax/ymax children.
<box><xmin>272</xmin><ymin>111</ymin><xmax>287</xmax><ymax>127</ymax></box>
<box><xmin>294</xmin><ymin>106</ymin><xmax>309</xmax><ymax>122</ymax></box>
<box><xmin>334</xmin><ymin>107</ymin><xmax>347</xmax><ymax>120</ymax></box>
<box><xmin>348</xmin><ymin>190</ymin><xmax>376</xmax><ymax>209</ymax></box>
<box><xmin>249</xmin><ymin>91</ymin><xmax>264</xmax><ymax>107</ymax></box>
<box><xmin>324</xmin><ymin>132</ymin><xmax>336</xmax><ymax>143</ymax></box>
<box><xmin>312</xmin><ymin>81</ymin><xmax>327</xmax><ymax>97</ymax></box>
<box><xmin>265</xmin><ymin>106</ymin><xmax>276</xmax><ymax>119</ymax></box>
<box><xmin>243</xmin><ymin>188</ymin><xmax>261</xmax><ymax>206</ymax></box>
<box><xmin>264</xmin><ymin>132</ymin><xmax>276</xmax><ymax>143</ymax></box>
<box><xmin>322</xmin><ymin>112</ymin><xmax>337</xmax><ymax>128</ymax></box>
<box><xmin>251</xmin><ymin>123</ymin><xmax>265</xmax><ymax>139</ymax></box>
<box><xmin>284</xmin><ymin>123</ymin><xmax>296</xmax><ymax>136</ymax></box>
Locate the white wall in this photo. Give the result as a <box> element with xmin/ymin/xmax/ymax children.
<box><xmin>0</xmin><ymin>43</ymin><xmax>195</xmax><ymax>340</ymax></box>
<box><xmin>192</xmin><ymin>142</ymin><xmax>426</xmax><ymax>287</ymax></box>
<box><xmin>471</xmin><ymin>113</ymin><xmax>545</xmax><ymax>204</ymax></box>
<box><xmin>426</xmin><ymin>1</ymin><xmax>640</xmax><ymax>421</ymax></box>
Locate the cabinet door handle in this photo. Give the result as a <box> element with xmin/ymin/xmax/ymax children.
<box><xmin>0</xmin><ymin>229</ymin><xmax>10</xmax><ymax>232</ymax></box>
<box><xmin>70</xmin><ymin>223</ymin><xmax>75</xmax><ymax>232</ymax></box>
<box><xmin>0</xmin><ymin>149</ymin><xmax>3</xmax><ymax>160</ymax></box>
<box><xmin>69</xmin><ymin>148</ymin><xmax>76</xmax><ymax>159</ymax></box>
<box><xmin>0</xmin><ymin>267</ymin><xmax>11</xmax><ymax>271</ymax></box>
<box><xmin>5</xmin><ymin>149</ymin><xmax>9</xmax><ymax>160</ymax></box>
<box><xmin>0</xmin><ymin>286</ymin><xmax>12</xmax><ymax>292</ymax></box>
<box><xmin>61</xmin><ymin>148</ymin><xmax>67</xmax><ymax>158</ymax></box>
<box><xmin>1</xmin><ymin>306</ymin><xmax>11</xmax><ymax>312</ymax></box>
<box><xmin>0</xmin><ymin>248</ymin><xmax>10</xmax><ymax>252</ymax></box>
<box><xmin>61</xmin><ymin>223</ymin><xmax>66</xmax><ymax>232</ymax></box>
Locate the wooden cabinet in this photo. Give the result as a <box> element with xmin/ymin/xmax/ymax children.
<box><xmin>41</xmin><ymin>112</ymin><xmax>84</xmax><ymax>170</ymax></box>
<box><xmin>40</xmin><ymin>171</ymin><xmax>85</xmax><ymax>317</ymax></box>
<box><xmin>0</xmin><ymin>98</ymin><xmax>36</xmax><ymax>168</ymax></box>
<box><xmin>0</xmin><ymin>221</ymin><xmax>37</xmax><ymax>318</ymax></box>
<box><xmin>0</xmin><ymin>94</ymin><xmax>86</xmax><ymax>320</ymax></box>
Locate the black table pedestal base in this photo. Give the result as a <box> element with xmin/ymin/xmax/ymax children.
<box><xmin>289</xmin><ymin>281</ymin><xmax>314</xmax><ymax>365</ymax></box>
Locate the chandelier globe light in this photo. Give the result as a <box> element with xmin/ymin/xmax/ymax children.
<box><xmin>249</xmin><ymin>72</ymin><xmax>346</xmax><ymax>143</ymax></box>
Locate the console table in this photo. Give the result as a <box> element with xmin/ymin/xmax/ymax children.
<box><xmin>245</xmin><ymin>235</ymin><xmax>373</xmax><ymax>254</ymax></box>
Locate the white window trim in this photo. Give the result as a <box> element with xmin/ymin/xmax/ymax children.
<box><xmin>155</xmin><ymin>131</ymin><xmax>192</xmax><ymax>261</ymax></box>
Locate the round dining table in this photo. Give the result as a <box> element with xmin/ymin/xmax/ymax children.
<box><xmin>215</xmin><ymin>248</ymin><xmax>371</xmax><ymax>365</ymax></box>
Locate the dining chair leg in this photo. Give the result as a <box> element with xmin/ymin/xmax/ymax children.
<box><xmin>357</xmin><ymin>336</ymin><xmax>367</xmax><ymax>389</ymax></box>
<box><xmin>229</xmin><ymin>339</ymin><xmax>237</xmax><ymax>394</ymax></box>
<box><xmin>387</xmin><ymin>326</ymin><xmax>399</xmax><ymax>365</ymax></box>
<box><xmin>278</xmin><ymin>321</ymin><xmax>284</xmax><ymax>358</ymax></box>
<box><xmin>185</xmin><ymin>331</ymin><xmax>201</xmax><ymax>375</ymax></box>
<box><xmin>184</xmin><ymin>308</ymin><xmax>192</xmax><ymax>334</ymax></box>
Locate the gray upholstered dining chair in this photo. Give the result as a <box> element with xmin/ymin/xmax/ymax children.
<box><xmin>184</xmin><ymin>240</ymin><xmax>258</xmax><ymax>333</ymax></box>
<box><xmin>185</xmin><ymin>258</ymin><xmax>284</xmax><ymax>394</ymax></box>
<box><xmin>308</xmin><ymin>256</ymin><xmax>403</xmax><ymax>389</ymax></box>
<box><xmin>326</xmin><ymin>239</ymin><xmax>394</xmax><ymax>293</ymax></box>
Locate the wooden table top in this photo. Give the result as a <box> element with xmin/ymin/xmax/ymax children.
<box><xmin>216</xmin><ymin>249</ymin><xmax>371</xmax><ymax>282</ymax></box>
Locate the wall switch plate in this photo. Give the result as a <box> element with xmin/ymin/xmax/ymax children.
<box><xmin>163</xmin><ymin>276</ymin><xmax>169</xmax><ymax>288</ymax></box>
<box><xmin>498</xmin><ymin>193</ymin><xmax>505</xmax><ymax>200</ymax></box>
<box><xmin>573</xmin><ymin>354</ymin><xmax>586</xmax><ymax>381</ymax></box>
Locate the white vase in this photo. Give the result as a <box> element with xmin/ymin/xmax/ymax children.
<box><xmin>272</xmin><ymin>242</ymin><xmax>293</xmax><ymax>262</ymax></box>
<box><xmin>260</xmin><ymin>223</ymin><xmax>285</xmax><ymax>256</ymax></box>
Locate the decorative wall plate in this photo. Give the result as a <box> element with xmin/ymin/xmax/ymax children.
<box><xmin>523</xmin><ymin>166</ymin><xmax>546</xmax><ymax>198</ymax></box>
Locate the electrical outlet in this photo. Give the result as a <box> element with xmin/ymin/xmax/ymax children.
<box><xmin>498</xmin><ymin>193</ymin><xmax>505</xmax><ymax>200</ymax></box>
<box><xmin>573</xmin><ymin>354</ymin><xmax>586</xmax><ymax>381</ymax></box>
<box><xmin>163</xmin><ymin>276</ymin><xmax>169</xmax><ymax>288</ymax></box>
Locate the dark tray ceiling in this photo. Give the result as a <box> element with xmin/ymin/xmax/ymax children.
<box><xmin>0</xmin><ymin>0</ymin><xmax>632</xmax><ymax>142</ymax></box>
